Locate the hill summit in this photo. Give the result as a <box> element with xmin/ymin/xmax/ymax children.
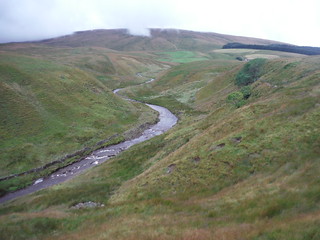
<box><xmin>38</xmin><ymin>28</ymin><xmax>284</xmax><ymax>51</ymax></box>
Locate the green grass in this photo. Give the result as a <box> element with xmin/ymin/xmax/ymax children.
<box><xmin>0</xmin><ymin>44</ymin><xmax>171</xmax><ymax>90</ymax></box>
<box><xmin>156</xmin><ymin>51</ymin><xmax>209</xmax><ymax>63</ymax></box>
<box><xmin>1</xmin><ymin>46</ymin><xmax>320</xmax><ymax>240</ymax></box>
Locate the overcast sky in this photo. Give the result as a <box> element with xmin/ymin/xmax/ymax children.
<box><xmin>1</xmin><ymin>0</ymin><xmax>320</xmax><ymax>46</ymax></box>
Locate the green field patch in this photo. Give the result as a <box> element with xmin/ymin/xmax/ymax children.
<box><xmin>156</xmin><ymin>51</ymin><xmax>209</xmax><ymax>63</ymax></box>
<box><xmin>212</xmin><ymin>48</ymin><xmax>306</xmax><ymax>61</ymax></box>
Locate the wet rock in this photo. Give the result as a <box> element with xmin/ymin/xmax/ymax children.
<box><xmin>71</xmin><ymin>201</ymin><xmax>105</xmax><ymax>209</ymax></box>
<box><xmin>249</xmin><ymin>153</ymin><xmax>261</xmax><ymax>159</ymax></box>
<box><xmin>33</xmin><ymin>178</ymin><xmax>44</xmax><ymax>185</ymax></box>
<box><xmin>211</xmin><ymin>143</ymin><xmax>226</xmax><ymax>151</ymax></box>
<box><xmin>191</xmin><ymin>156</ymin><xmax>201</xmax><ymax>163</ymax></box>
<box><xmin>231</xmin><ymin>136</ymin><xmax>242</xmax><ymax>143</ymax></box>
<box><xmin>217</xmin><ymin>143</ymin><xmax>226</xmax><ymax>148</ymax></box>
<box><xmin>167</xmin><ymin>164</ymin><xmax>176</xmax><ymax>174</ymax></box>
<box><xmin>222</xmin><ymin>161</ymin><xmax>234</xmax><ymax>168</ymax></box>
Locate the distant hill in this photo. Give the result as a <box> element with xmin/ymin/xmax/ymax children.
<box><xmin>38</xmin><ymin>28</ymin><xmax>284</xmax><ymax>52</ymax></box>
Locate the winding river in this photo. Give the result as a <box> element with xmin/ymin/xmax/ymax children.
<box><xmin>0</xmin><ymin>80</ymin><xmax>178</xmax><ymax>204</ymax></box>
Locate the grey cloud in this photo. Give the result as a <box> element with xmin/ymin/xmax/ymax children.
<box><xmin>0</xmin><ymin>0</ymin><xmax>178</xmax><ymax>42</ymax></box>
<box><xmin>0</xmin><ymin>0</ymin><xmax>319</xmax><ymax>46</ymax></box>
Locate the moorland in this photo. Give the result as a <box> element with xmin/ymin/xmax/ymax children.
<box><xmin>0</xmin><ymin>29</ymin><xmax>319</xmax><ymax>240</ymax></box>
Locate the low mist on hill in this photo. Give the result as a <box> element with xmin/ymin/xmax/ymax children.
<box><xmin>1</xmin><ymin>0</ymin><xmax>320</xmax><ymax>46</ymax></box>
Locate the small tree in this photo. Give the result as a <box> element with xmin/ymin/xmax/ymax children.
<box><xmin>227</xmin><ymin>91</ymin><xmax>245</xmax><ymax>108</ymax></box>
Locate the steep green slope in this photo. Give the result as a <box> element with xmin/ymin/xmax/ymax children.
<box><xmin>114</xmin><ymin>57</ymin><xmax>320</xmax><ymax>199</ymax></box>
<box><xmin>0</xmin><ymin>52</ymin><xmax>157</xmax><ymax>186</ymax></box>
<box><xmin>121</xmin><ymin>59</ymin><xmax>241</xmax><ymax>116</ymax></box>
<box><xmin>0</xmin><ymin>44</ymin><xmax>170</xmax><ymax>89</ymax></box>
<box><xmin>1</xmin><ymin>56</ymin><xmax>319</xmax><ymax>239</ymax></box>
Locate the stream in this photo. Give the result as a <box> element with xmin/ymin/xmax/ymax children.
<box><xmin>0</xmin><ymin>80</ymin><xmax>178</xmax><ymax>204</ymax></box>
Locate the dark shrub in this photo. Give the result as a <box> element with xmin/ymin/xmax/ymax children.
<box><xmin>236</xmin><ymin>58</ymin><xmax>266</xmax><ymax>86</ymax></box>
<box><xmin>240</xmin><ymin>86</ymin><xmax>252</xmax><ymax>99</ymax></box>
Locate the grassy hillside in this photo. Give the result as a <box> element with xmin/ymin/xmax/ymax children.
<box><xmin>1</xmin><ymin>53</ymin><xmax>319</xmax><ymax>240</ymax></box>
<box><xmin>0</xmin><ymin>44</ymin><xmax>170</xmax><ymax>89</ymax></box>
<box><xmin>213</xmin><ymin>48</ymin><xmax>306</xmax><ymax>61</ymax></box>
<box><xmin>114</xmin><ymin>57</ymin><xmax>320</xmax><ymax>199</ymax></box>
<box><xmin>0</xmin><ymin>49</ymin><xmax>162</xmax><ymax>194</ymax></box>
<box><xmin>120</xmin><ymin>59</ymin><xmax>241</xmax><ymax>116</ymax></box>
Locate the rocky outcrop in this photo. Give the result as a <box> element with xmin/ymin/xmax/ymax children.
<box><xmin>71</xmin><ymin>201</ymin><xmax>105</xmax><ymax>209</ymax></box>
